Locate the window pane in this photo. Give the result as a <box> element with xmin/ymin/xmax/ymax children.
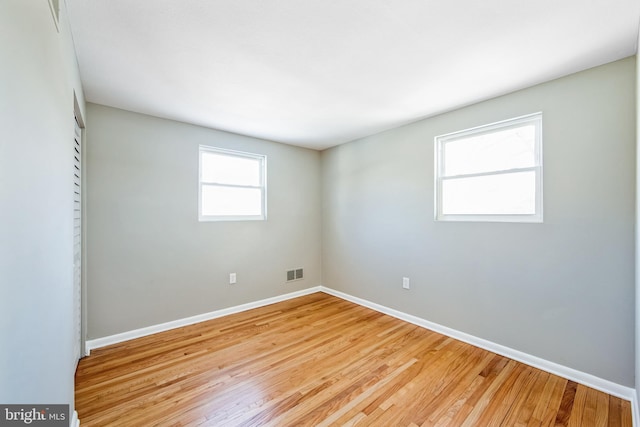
<box><xmin>201</xmin><ymin>185</ymin><xmax>263</xmax><ymax>216</ymax></box>
<box><xmin>201</xmin><ymin>152</ymin><xmax>261</xmax><ymax>186</ymax></box>
<box><xmin>443</xmin><ymin>125</ymin><xmax>536</xmax><ymax>176</ymax></box>
<box><xmin>442</xmin><ymin>171</ymin><xmax>536</xmax><ymax>215</ymax></box>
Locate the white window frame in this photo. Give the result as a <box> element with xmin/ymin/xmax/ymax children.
<box><xmin>434</xmin><ymin>112</ymin><xmax>543</xmax><ymax>223</ymax></box>
<box><xmin>198</xmin><ymin>145</ymin><xmax>267</xmax><ymax>222</ymax></box>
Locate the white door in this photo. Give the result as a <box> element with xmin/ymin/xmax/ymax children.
<box><xmin>73</xmin><ymin>117</ymin><xmax>82</xmax><ymax>364</ymax></box>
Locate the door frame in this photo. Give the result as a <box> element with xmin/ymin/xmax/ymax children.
<box><xmin>73</xmin><ymin>94</ymin><xmax>88</xmax><ymax>358</ymax></box>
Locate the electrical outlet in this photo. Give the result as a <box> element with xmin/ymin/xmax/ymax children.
<box><xmin>402</xmin><ymin>277</ymin><xmax>410</xmax><ymax>290</ymax></box>
<box><xmin>229</xmin><ymin>273</ymin><xmax>236</xmax><ymax>284</ymax></box>
<box><xmin>287</xmin><ymin>270</ymin><xmax>295</xmax><ymax>281</ymax></box>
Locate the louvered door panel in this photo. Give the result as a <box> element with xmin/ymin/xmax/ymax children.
<box><xmin>73</xmin><ymin>119</ymin><xmax>82</xmax><ymax>365</ymax></box>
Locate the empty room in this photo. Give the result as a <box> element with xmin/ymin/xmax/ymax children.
<box><xmin>2</xmin><ymin>0</ymin><xmax>640</xmax><ymax>426</ymax></box>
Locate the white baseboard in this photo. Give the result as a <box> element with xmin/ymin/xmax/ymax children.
<box><xmin>319</xmin><ymin>286</ymin><xmax>636</xmax><ymax>404</ymax></box>
<box><xmin>86</xmin><ymin>286</ymin><xmax>321</xmax><ymax>352</ymax></box>
<box><xmin>632</xmin><ymin>389</ymin><xmax>639</xmax><ymax>427</ymax></box>
<box><xmin>71</xmin><ymin>410</ymin><xmax>79</xmax><ymax>427</ymax></box>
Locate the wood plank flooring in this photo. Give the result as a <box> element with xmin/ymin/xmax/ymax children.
<box><xmin>75</xmin><ymin>293</ymin><xmax>631</xmax><ymax>426</ymax></box>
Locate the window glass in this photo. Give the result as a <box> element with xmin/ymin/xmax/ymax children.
<box><xmin>201</xmin><ymin>152</ymin><xmax>261</xmax><ymax>186</ymax></box>
<box><xmin>442</xmin><ymin>171</ymin><xmax>536</xmax><ymax>215</ymax></box>
<box><xmin>443</xmin><ymin>125</ymin><xmax>536</xmax><ymax>176</ymax></box>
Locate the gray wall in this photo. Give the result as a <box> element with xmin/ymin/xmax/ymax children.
<box><xmin>635</xmin><ymin>30</ymin><xmax>640</xmax><ymax>397</ymax></box>
<box><xmin>0</xmin><ymin>0</ymin><xmax>85</xmax><ymax>414</ymax></box>
<box><xmin>86</xmin><ymin>104</ymin><xmax>322</xmax><ymax>339</ymax></box>
<box><xmin>322</xmin><ymin>57</ymin><xmax>636</xmax><ymax>386</ymax></box>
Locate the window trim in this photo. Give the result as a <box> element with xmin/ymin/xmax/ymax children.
<box><xmin>434</xmin><ymin>112</ymin><xmax>543</xmax><ymax>223</ymax></box>
<box><xmin>198</xmin><ymin>145</ymin><xmax>267</xmax><ymax>222</ymax></box>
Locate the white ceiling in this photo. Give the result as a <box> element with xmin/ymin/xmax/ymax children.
<box><xmin>67</xmin><ymin>0</ymin><xmax>639</xmax><ymax>150</ymax></box>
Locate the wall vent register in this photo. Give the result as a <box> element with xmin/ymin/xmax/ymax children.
<box><xmin>286</xmin><ymin>268</ymin><xmax>303</xmax><ymax>282</ymax></box>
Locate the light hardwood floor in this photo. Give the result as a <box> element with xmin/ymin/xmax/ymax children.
<box><xmin>75</xmin><ymin>292</ymin><xmax>631</xmax><ymax>426</ymax></box>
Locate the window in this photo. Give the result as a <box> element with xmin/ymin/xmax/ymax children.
<box><xmin>199</xmin><ymin>146</ymin><xmax>266</xmax><ymax>221</ymax></box>
<box><xmin>434</xmin><ymin>113</ymin><xmax>542</xmax><ymax>222</ymax></box>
